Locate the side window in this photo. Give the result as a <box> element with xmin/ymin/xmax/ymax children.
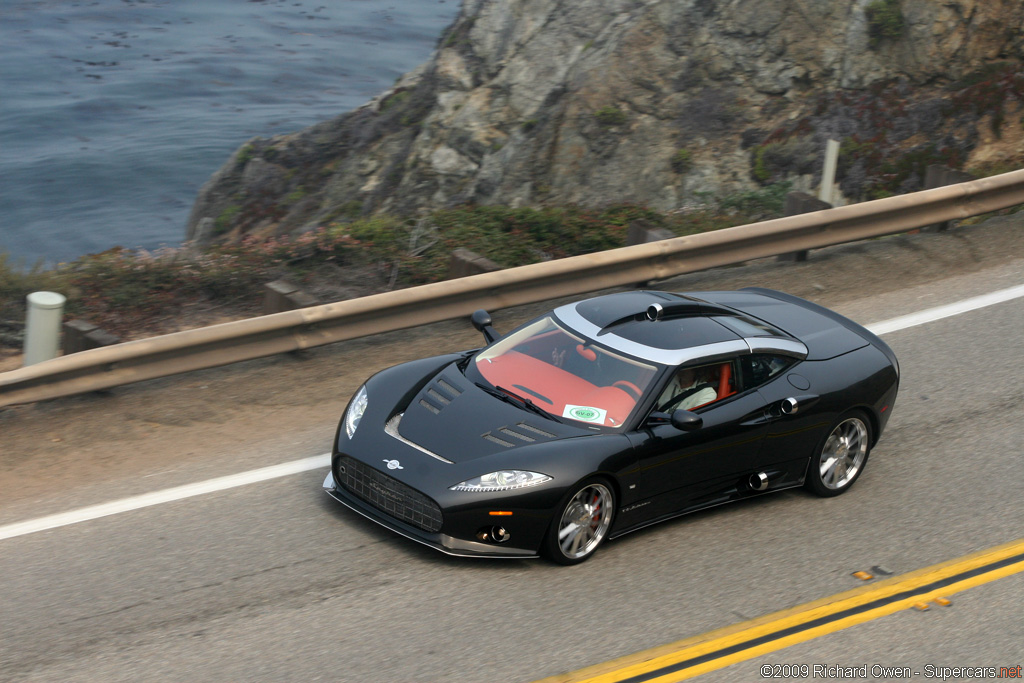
<box><xmin>739</xmin><ymin>354</ymin><xmax>794</xmax><ymax>391</ymax></box>
<box><xmin>656</xmin><ymin>360</ymin><xmax>735</xmax><ymax>412</ymax></box>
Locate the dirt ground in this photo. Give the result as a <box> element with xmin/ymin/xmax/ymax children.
<box><xmin>1</xmin><ymin>215</ymin><xmax>1022</xmax><ymax>512</ymax></box>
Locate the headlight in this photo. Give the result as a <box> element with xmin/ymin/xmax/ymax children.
<box><xmin>450</xmin><ymin>470</ymin><xmax>552</xmax><ymax>492</ymax></box>
<box><xmin>344</xmin><ymin>384</ymin><xmax>368</xmax><ymax>439</ymax></box>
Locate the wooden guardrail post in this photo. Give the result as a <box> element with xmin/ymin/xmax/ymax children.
<box><xmin>627</xmin><ymin>220</ymin><xmax>676</xmax><ymax>287</ymax></box>
<box><xmin>62</xmin><ymin>320</ymin><xmax>121</xmax><ymax>355</ymax></box>
<box><xmin>778</xmin><ymin>192</ymin><xmax>832</xmax><ymax>262</ymax></box>
<box><xmin>924</xmin><ymin>165</ymin><xmax>974</xmax><ymax>232</ymax></box>
<box><xmin>626</xmin><ymin>220</ymin><xmax>676</xmax><ymax>247</ymax></box>
<box><xmin>449</xmin><ymin>248</ymin><xmax>501</xmax><ymax>279</ymax></box>
<box><xmin>263</xmin><ymin>280</ymin><xmax>319</xmax><ymax>315</ymax></box>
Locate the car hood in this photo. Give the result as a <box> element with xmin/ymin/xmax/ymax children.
<box><xmin>394</xmin><ymin>363</ymin><xmax>589</xmax><ymax>463</ymax></box>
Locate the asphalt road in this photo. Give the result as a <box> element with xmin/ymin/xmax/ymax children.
<box><xmin>1</xmin><ymin>217</ymin><xmax>1022</xmax><ymax>682</ymax></box>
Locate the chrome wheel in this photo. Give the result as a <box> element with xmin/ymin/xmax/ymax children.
<box><xmin>818</xmin><ymin>417</ymin><xmax>868</xmax><ymax>490</ymax></box>
<box><xmin>554</xmin><ymin>482</ymin><xmax>614</xmax><ymax>562</ymax></box>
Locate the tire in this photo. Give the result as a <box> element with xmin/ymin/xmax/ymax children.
<box><xmin>542</xmin><ymin>478</ymin><xmax>616</xmax><ymax>565</ymax></box>
<box><xmin>805</xmin><ymin>411</ymin><xmax>872</xmax><ymax>497</ymax></box>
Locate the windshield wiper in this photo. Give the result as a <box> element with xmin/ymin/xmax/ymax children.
<box><xmin>475</xmin><ymin>383</ymin><xmax>561</xmax><ymax>422</ymax></box>
<box><xmin>497</xmin><ymin>385</ymin><xmax>561</xmax><ymax>421</ymax></box>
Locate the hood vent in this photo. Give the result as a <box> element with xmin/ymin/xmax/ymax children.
<box><xmin>499</xmin><ymin>427</ymin><xmax>535</xmax><ymax>443</ymax></box>
<box><xmin>516</xmin><ymin>422</ymin><xmax>557</xmax><ymax>439</ymax></box>
<box><xmin>483</xmin><ymin>432</ymin><xmax>516</xmax><ymax>448</ymax></box>
<box><xmin>427</xmin><ymin>388</ymin><xmax>451</xmax><ymax>405</ymax></box>
<box><xmin>418</xmin><ymin>399</ymin><xmax>441</xmax><ymax>414</ymax></box>
<box><xmin>417</xmin><ymin>377</ymin><xmax>463</xmax><ymax>415</ymax></box>
<box><xmin>437</xmin><ymin>378</ymin><xmax>462</xmax><ymax>397</ymax></box>
<box><xmin>481</xmin><ymin>422</ymin><xmax>558</xmax><ymax>449</ymax></box>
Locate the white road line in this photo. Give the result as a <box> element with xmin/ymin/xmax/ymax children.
<box><xmin>0</xmin><ymin>454</ymin><xmax>330</xmax><ymax>541</ymax></box>
<box><xmin>866</xmin><ymin>283</ymin><xmax>1024</xmax><ymax>336</ymax></box>
<box><xmin>2</xmin><ymin>283</ymin><xmax>1023</xmax><ymax>543</ymax></box>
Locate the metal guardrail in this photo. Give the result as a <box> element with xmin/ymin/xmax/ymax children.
<box><xmin>3</xmin><ymin>170</ymin><xmax>1024</xmax><ymax>407</ymax></box>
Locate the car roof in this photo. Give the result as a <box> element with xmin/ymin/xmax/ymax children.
<box><xmin>552</xmin><ymin>291</ymin><xmax>808</xmax><ymax>367</ymax></box>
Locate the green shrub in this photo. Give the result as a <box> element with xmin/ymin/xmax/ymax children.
<box><xmin>670</xmin><ymin>149</ymin><xmax>693</xmax><ymax>173</ymax></box>
<box><xmin>719</xmin><ymin>182</ymin><xmax>792</xmax><ymax>220</ymax></box>
<box><xmin>214</xmin><ymin>205</ymin><xmax>242</xmax><ymax>235</ymax></box>
<box><xmin>236</xmin><ymin>144</ymin><xmax>254</xmax><ymax>167</ymax></box>
<box><xmin>752</xmin><ymin>145</ymin><xmax>772</xmax><ymax>182</ymax></box>
<box><xmin>595</xmin><ymin>106</ymin><xmax>627</xmax><ymax>126</ymax></box>
<box><xmin>379</xmin><ymin>91</ymin><xmax>409</xmax><ymax>112</ymax></box>
<box><xmin>284</xmin><ymin>188</ymin><xmax>307</xmax><ymax>206</ymax></box>
<box><xmin>865</xmin><ymin>0</ymin><xmax>905</xmax><ymax>48</ymax></box>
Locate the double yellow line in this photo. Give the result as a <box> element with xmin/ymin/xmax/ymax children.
<box><xmin>535</xmin><ymin>539</ymin><xmax>1024</xmax><ymax>683</ymax></box>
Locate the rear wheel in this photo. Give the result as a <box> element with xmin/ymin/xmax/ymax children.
<box><xmin>543</xmin><ymin>479</ymin><xmax>616</xmax><ymax>565</ymax></box>
<box><xmin>805</xmin><ymin>411</ymin><xmax>872</xmax><ymax>497</ymax></box>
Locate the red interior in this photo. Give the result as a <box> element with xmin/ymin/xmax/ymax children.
<box><xmin>477</xmin><ymin>351</ymin><xmax>636</xmax><ymax>426</ymax></box>
<box><xmin>717</xmin><ymin>362</ymin><xmax>735</xmax><ymax>399</ymax></box>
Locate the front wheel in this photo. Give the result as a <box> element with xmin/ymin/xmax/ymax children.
<box><xmin>805</xmin><ymin>412</ymin><xmax>872</xmax><ymax>497</ymax></box>
<box><xmin>543</xmin><ymin>479</ymin><xmax>616</xmax><ymax>565</ymax></box>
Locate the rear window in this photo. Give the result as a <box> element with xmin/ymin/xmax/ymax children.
<box><xmin>712</xmin><ymin>315</ymin><xmax>789</xmax><ymax>338</ymax></box>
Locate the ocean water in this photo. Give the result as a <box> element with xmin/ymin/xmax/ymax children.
<box><xmin>0</xmin><ymin>0</ymin><xmax>460</xmax><ymax>266</ymax></box>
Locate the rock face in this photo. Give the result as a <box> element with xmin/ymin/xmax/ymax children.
<box><xmin>186</xmin><ymin>0</ymin><xmax>1024</xmax><ymax>245</ymax></box>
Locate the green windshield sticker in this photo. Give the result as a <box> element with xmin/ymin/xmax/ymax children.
<box><xmin>563</xmin><ymin>404</ymin><xmax>608</xmax><ymax>424</ymax></box>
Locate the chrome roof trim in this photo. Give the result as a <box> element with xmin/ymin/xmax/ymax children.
<box><xmin>554</xmin><ymin>303</ymin><xmax>749</xmax><ymax>367</ymax></box>
<box><xmin>554</xmin><ymin>302</ymin><xmax>809</xmax><ymax>367</ymax></box>
<box><xmin>745</xmin><ymin>337</ymin><xmax>808</xmax><ymax>359</ymax></box>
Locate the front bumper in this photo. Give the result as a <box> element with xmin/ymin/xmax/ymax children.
<box><xmin>322</xmin><ymin>472</ymin><xmax>538</xmax><ymax>559</ymax></box>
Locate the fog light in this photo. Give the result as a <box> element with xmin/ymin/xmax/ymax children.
<box><xmin>476</xmin><ymin>526</ymin><xmax>511</xmax><ymax>543</ymax></box>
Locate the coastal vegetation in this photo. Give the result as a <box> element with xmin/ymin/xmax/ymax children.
<box><xmin>0</xmin><ymin>188</ymin><xmax>789</xmax><ymax>346</ymax></box>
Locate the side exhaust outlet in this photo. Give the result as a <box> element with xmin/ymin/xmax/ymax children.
<box><xmin>749</xmin><ymin>472</ymin><xmax>769</xmax><ymax>491</ymax></box>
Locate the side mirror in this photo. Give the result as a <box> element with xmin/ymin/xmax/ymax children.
<box><xmin>670</xmin><ymin>409</ymin><xmax>703</xmax><ymax>431</ymax></box>
<box><xmin>470</xmin><ymin>309</ymin><xmax>499</xmax><ymax>344</ymax></box>
<box><xmin>648</xmin><ymin>409</ymin><xmax>703</xmax><ymax>431</ymax></box>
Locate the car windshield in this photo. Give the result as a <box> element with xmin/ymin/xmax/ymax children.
<box><xmin>470</xmin><ymin>316</ymin><xmax>659</xmax><ymax>428</ymax></box>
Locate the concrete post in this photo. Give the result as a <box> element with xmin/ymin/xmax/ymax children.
<box><xmin>819</xmin><ymin>139</ymin><xmax>840</xmax><ymax>205</ymax></box>
<box><xmin>24</xmin><ymin>291</ymin><xmax>66</xmax><ymax>366</ymax></box>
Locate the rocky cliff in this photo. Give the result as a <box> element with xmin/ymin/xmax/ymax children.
<box><xmin>186</xmin><ymin>0</ymin><xmax>1024</xmax><ymax>245</ymax></box>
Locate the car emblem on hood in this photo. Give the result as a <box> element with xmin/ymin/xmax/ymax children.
<box><xmin>383</xmin><ymin>459</ymin><xmax>403</xmax><ymax>470</ymax></box>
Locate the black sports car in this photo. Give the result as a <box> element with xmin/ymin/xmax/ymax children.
<box><xmin>323</xmin><ymin>288</ymin><xmax>899</xmax><ymax>564</ymax></box>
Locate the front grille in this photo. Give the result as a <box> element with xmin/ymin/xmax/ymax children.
<box><xmin>335</xmin><ymin>456</ymin><xmax>443</xmax><ymax>532</ymax></box>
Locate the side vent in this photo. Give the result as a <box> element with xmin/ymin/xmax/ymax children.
<box><xmin>418</xmin><ymin>399</ymin><xmax>441</xmax><ymax>415</ymax></box>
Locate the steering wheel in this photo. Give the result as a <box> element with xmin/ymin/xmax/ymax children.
<box><xmin>612</xmin><ymin>380</ymin><xmax>643</xmax><ymax>400</ymax></box>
